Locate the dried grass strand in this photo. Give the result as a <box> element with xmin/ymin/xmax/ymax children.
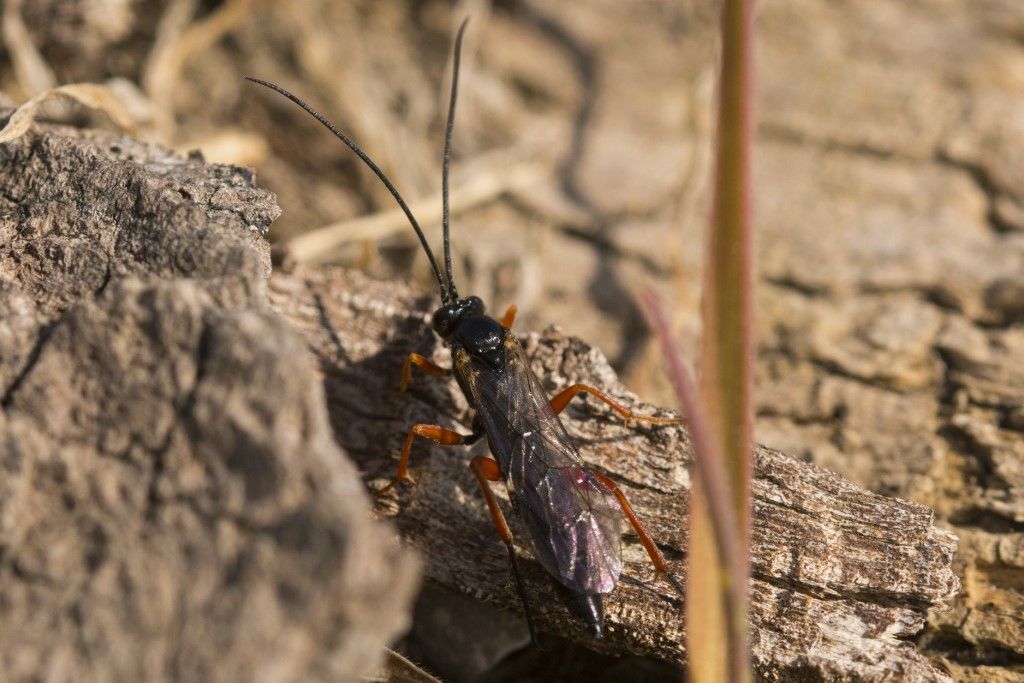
<box><xmin>1</xmin><ymin>0</ymin><xmax>57</xmax><ymax>97</ymax></box>
<box><xmin>286</xmin><ymin>161</ymin><xmax>545</xmax><ymax>265</ymax></box>
<box><xmin>0</xmin><ymin>83</ymin><xmax>136</xmax><ymax>144</ymax></box>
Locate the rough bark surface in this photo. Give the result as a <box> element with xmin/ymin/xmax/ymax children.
<box><xmin>271</xmin><ymin>265</ymin><xmax>960</xmax><ymax>682</ymax></box>
<box><xmin>750</xmin><ymin>6</ymin><xmax>1024</xmax><ymax>680</ymax></box>
<box><xmin>0</xmin><ymin>119</ymin><xmax>420</xmax><ymax>682</ymax></box>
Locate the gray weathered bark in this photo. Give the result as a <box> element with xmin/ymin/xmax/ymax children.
<box><xmin>0</xmin><ymin>118</ymin><xmax>420</xmax><ymax>682</ymax></box>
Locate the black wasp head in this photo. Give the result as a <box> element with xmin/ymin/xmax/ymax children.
<box><xmin>431</xmin><ymin>295</ymin><xmax>485</xmax><ymax>338</ymax></box>
<box><xmin>432</xmin><ymin>296</ymin><xmax>505</xmax><ymax>370</ymax></box>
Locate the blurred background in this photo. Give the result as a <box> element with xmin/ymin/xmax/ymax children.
<box><xmin>2</xmin><ymin>0</ymin><xmax>717</xmax><ymax>404</ymax></box>
<box><xmin>3</xmin><ymin>0</ymin><xmax>1022</xmax><ymax>680</ymax></box>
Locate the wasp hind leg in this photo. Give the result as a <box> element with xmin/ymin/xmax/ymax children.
<box><xmin>591</xmin><ymin>470</ymin><xmax>684</xmax><ymax>596</ymax></box>
<box><xmin>399</xmin><ymin>353</ymin><xmax>450</xmax><ymax>393</ymax></box>
<box><xmin>549</xmin><ymin>384</ymin><xmax>681</xmax><ymax>427</ymax></box>
<box><xmin>470</xmin><ymin>455</ymin><xmax>541</xmax><ymax>646</ymax></box>
<box><xmin>377</xmin><ymin>424</ymin><xmax>467</xmax><ymax>494</ymax></box>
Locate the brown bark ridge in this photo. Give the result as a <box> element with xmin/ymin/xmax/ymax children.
<box><xmin>271</xmin><ymin>265</ymin><xmax>960</xmax><ymax>682</ymax></box>
<box><xmin>0</xmin><ymin>117</ymin><xmax>420</xmax><ymax>681</ymax></box>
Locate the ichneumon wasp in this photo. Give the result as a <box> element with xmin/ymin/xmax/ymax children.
<box><xmin>248</xmin><ymin>19</ymin><xmax>682</xmax><ymax>643</ymax></box>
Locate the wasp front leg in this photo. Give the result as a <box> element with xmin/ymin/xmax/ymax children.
<box><xmin>399</xmin><ymin>353</ymin><xmax>450</xmax><ymax>393</ymax></box>
<box><xmin>378</xmin><ymin>424</ymin><xmax>474</xmax><ymax>494</ymax></box>
<box><xmin>549</xmin><ymin>384</ymin><xmax>681</xmax><ymax>427</ymax></box>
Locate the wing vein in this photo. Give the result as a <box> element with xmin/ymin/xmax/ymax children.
<box><xmin>458</xmin><ymin>334</ymin><xmax>623</xmax><ymax>594</ymax></box>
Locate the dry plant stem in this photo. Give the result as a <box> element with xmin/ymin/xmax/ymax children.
<box><xmin>691</xmin><ymin>0</ymin><xmax>756</xmax><ymax>680</ymax></box>
<box><xmin>1</xmin><ymin>0</ymin><xmax>56</xmax><ymax>97</ymax></box>
<box><xmin>706</xmin><ymin>0</ymin><xmax>755</xmax><ymax>528</ymax></box>
<box><xmin>143</xmin><ymin>0</ymin><xmax>256</xmax><ymax>141</ymax></box>
<box><xmin>372</xmin><ymin>649</ymin><xmax>443</xmax><ymax>683</ymax></box>
<box><xmin>285</xmin><ymin>162</ymin><xmax>545</xmax><ymax>264</ymax></box>
<box><xmin>0</xmin><ymin>84</ymin><xmax>136</xmax><ymax>143</ymax></box>
<box><xmin>641</xmin><ymin>291</ymin><xmax>749</xmax><ymax>681</ymax></box>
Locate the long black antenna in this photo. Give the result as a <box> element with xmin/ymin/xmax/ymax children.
<box><xmin>245</xmin><ymin>76</ymin><xmax>448</xmax><ymax>299</ymax></box>
<box><xmin>441</xmin><ymin>18</ymin><xmax>469</xmax><ymax>301</ymax></box>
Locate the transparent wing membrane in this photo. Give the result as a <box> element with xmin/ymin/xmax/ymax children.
<box><xmin>457</xmin><ymin>335</ymin><xmax>623</xmax><ymax>594</ymax></box>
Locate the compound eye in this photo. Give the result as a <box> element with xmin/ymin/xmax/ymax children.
<box><xmin>466</xmin><ymin>296</ymin><xmax>485</xmax><ymax>315</ymax></box>
<box><xmin>432</xmin><ymin>306</ymin><xmax>458</xmax><ymax>337</ymax></box>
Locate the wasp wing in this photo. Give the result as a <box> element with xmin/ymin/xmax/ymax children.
<box><xmin>457</xmin><ymin>334</ymin><xmax>623</xmax><ymax>595</ymax></box>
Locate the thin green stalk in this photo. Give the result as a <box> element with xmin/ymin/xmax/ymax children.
<box><xmin>683</xmin><ymin>0</ymin><xmax>755</xmax><ymax>680</ymax></box>
<box><xmin>641</xmin><ymin>292</ymin><xmax>749</xmax><ymax>682</ymax></box>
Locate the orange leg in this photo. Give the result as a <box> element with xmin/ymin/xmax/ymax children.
<box><xmin>378</xmin><ymin>424</ymin><xmax>465</xmax><ymax>493</ymax></box>
<box><xmin>470</xmin><ymin>455</ymin><xmax>540</xmax><ymax>644</ymax></box>
<box><xmin>550</xmin><ymin>384</ymin><xmax>681</xmax><ymax>426</ymax></box>
<box><xmin>591</xmin><ymin>470</ymin><xmax>683</xmax><ymax>595</ymax></box>
<box><xmin>470</xmin><ymin>456</ymin><xmax>514</xmax><ymax>542</ymax></box>
<box><xmin>500</xmin><ymin>304</ymin><xmax>517</xmax><ymax>329</ymax></box>
<box><xmin>399</xmin><ymin>353</ymin><xmax>450</xmax><ymax>393</ymax></box>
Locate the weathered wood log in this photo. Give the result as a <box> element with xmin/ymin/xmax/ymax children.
<box><xmin>271</xmin><ymin>265</ymin><xmax>961</xmax><ymax>682</ymax></box>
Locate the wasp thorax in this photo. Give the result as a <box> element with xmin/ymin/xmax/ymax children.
<box><xmin>432</xmin><ymin>296</ymin><xmax>485</xmax><ymax>338</ymax></box>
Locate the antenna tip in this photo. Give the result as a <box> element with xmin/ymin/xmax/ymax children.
<box><xmin>455</xmin><ymin>17</ymin><xmax>470</xmax><ymax>43</ymax></box>
<box><xmin>244</xmin><ymin>76</ymin><xmax>270</xmax><ymax>89</ymax></box>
